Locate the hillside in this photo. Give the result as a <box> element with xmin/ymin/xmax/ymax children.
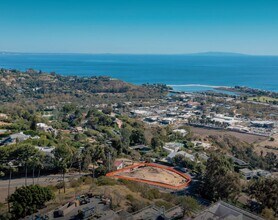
<box><xmin>0</xmin><ymin>68</ymin><xmax>168</xmax><ymax>106</ymax></box>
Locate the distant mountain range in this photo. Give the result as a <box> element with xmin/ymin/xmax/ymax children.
<box><xmin>188</xmin><ymin>51</ymin><xmax>249</xmax><ymax>56</ymax></box>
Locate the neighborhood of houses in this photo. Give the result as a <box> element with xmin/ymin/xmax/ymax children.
<box><xmin>0</xmin><ymin>91</ymin><xmax>277</xmax><ymax>220</ymax></box>
<box><xmin>128</xmin><ymin>93</ymin><xmax>277</xmax><ymax>137</ymax></box>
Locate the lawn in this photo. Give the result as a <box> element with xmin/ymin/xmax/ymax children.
<box><xmin>248</xmin><ymin>96</ymin><xmax>278</xmax><ymax>103</ymax></box>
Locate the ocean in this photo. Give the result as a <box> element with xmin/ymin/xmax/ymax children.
<box><xmin>0</xmin><ymin>53</ymin><xmax>277</xmax><ymax>92</ymax></box>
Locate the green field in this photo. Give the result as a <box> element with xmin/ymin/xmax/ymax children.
<box><xmin>248</xmin><ymin>96</ymin><xmax>278</xmax><ymax>103</ymax></box>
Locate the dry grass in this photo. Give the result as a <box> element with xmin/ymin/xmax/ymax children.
<box><xmin>254</xmin><ymin>133</ymin><xmax>278</xmax><ymax>156</ymax></box>
<box><xmin>116</xmin><ymin>166</ymin><xmax>186</xmax><ymax>186</ymax></box>
<box><xmin>190</xmin><ymin>126</ymin><xmax>267</xmax><ymax>144</ymax></box>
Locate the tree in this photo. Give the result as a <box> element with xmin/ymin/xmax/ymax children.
<box><xmin>202</xmin><ymin>154</ymin><xmax>241</xmax><ymax>202</ymax></box>
<box><xmin>178</xmin><ymin>196</ymin><xmax>200</xmax><ymax>217</ymax></box>
<box><xmin>130</xmin><ymin>129</ymin><xmax>146</xmax><ymax>146</ymax></box>
<box><xmin>14</xmin><ymin>145</ymin><xmax>38</xmax><ymax>186</ymax></box>
<box><xmin>261</xmin><ymin>208</ymin><xmax>276</xmax><ymax>220</ymax></box>
<box><xmin>264</xmin><ymin>152</ymin><xmax>277</xmax><ymax>170</ymax></box>
<box><xmin>151</xmin><ymin>136</ymin><xmax>163</xmax><ymax>151</ymax></box>
<box><xmin>28</xmin><ymin>152</ymin><xmax>44</xmax><ymax>185</ymax></box>
<box><xmin>8</xmin><ymin>185</ymin><xmax>54</xmax><ymax>218</ymax></box>
<box><xmin>120</xmin><ymin>124</ymin><xmax>132</xmax><ymax>149</ymax></box>
<box><xmin>53</xmin><ymin>145</ymin><xmax>74</xmax><ymax>193</ymax></box>
<box><xmin>248</xmin><ymin>177</ymin><xmax>278</xmax><ymax>214</ymax></box>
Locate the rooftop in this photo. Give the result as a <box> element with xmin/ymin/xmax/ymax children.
<box><xmin>193</xmin><ymin>201</ymin><xmax>264</xmax><ymax>220</ymax></box>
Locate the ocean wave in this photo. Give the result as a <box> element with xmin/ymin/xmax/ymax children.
<box><xmin>167</xmin><ymin>84</ymin><xmax>230</xmax><ymax>88</ymax></box>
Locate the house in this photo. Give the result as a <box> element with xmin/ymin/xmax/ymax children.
<box><xmin>37</xmin><ymin>123</ymin><xmax>57</xmax><ymax>135</ymax></box>
<box><xmin>160</xmin><ymin>117</ymin><xmax>175</xmax><ymax>125</ymax></box>
<box><xmin>239</xmin><ymin>168</ymin><xmax>271</xmax><ymax>180</ymax></box>
<box><xmin>192</xmin><ymin>141</ymin><xmax>212</xmax><ymax>149</ymax></box>
<box><xmin>130</xmin><ymin>145</ymin><xmax>152</xmax><ymax>153</ymax></box>
<box><xmin>229</xmin><ymin>156</ymin><xmax>249</xmax><ymax>167</ymax></box>
<box><xmin>193</xmin><ymin>201</ymin><xmax>264</xmax><ymax>220</ymax></box>
<box><xmin>71</xmin><ymin>126</ymin><xmax>84</xmax><ymax>133</ymax></box>
<box><xmin>114</xmin><ymin>160</ymin><xmax>124</xmax><ymax>170</ymax></box>
<box><xmin>167</xmin><ymin>151</ymin><xmax>195</xmax><ymax>163</ymax></box>
<box><xmin>173</xmin><ymin>129</ymin><xmax>188</xmax><ymax>137</ymax></box>
<box><xmin>0</xmin><ymin>132</ymin><xmax>31</xmax><ymax>146</ymax></box>
<box><xmin>185</xmin><ymin>101</ymin><xmax>200</xmax><ymax>108</ymax></box>
<box><xmin>239</xmin><ymin>168</ymin><xmax>254</xmax><ymax>180</ymax></box>
<box><xmin>253</xmin><ymin>169</ymin><xmax>271</xmax><ymax>178</ymax></box>
<box><xmin>0</xmin><ymin>113</ymin><xmax>8</xmax><ymax>119</ymax></box>
<box><xmin>163</xmin><ymin>142</ymin><xmax>183</xmax><ymax>154</ymax></box>
<box><xmin>194</xmin><ymin>152</ymin><xmax>209</xmax><ymax>161</ymax></box>
<box><xmin>0</xmin><ymin>129</ymin><xmax>8</xmax><ymax>135</ymax></box>
<box><xmin>128</xmin><ymin>204</ymin><xmax>183</xmax><ymax>220</ymax></box>
<box><xmin>35</xmin><ymin>146</ymin><xmax>55</xmax><ymax>157</ymax></box>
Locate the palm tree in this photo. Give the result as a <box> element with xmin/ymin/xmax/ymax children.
<box><xmin>15</xmin><ymin>145</ymin><xmax>38</xmax><ymax>186</ymax></box>
<box><xmin>54</xmin><ymin>145</ymin><xmax>74</xmax><ymax>193</ymax></box>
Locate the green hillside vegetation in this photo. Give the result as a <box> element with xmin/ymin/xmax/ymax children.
<box><xmin>248</xmin><ymin>96</ymin><xmax>278</xmax><ymax>104</ymax></box>
<box><xmin>0</xmin><ymin>68</ymin><xmax>169</xmax><ymax>106</ymax></box>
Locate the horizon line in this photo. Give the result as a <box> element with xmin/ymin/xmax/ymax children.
<box><xmin>1</xmin><ymin>50</ymin><xmax>278</xmax><ymax>56</ymax></box>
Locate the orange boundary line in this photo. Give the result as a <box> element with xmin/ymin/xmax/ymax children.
<box><xmin>106</xmin><ymin>163</ymin><xmax>191</xmax><ymax>190</ymax></box>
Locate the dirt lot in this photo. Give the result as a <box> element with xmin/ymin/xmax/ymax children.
<box><xmin>116</xmin><ymin>166</ymin><xmax>186</xmax><ymax>186</ymax></box>
<box><xmin>254</xmin><ymin>133</ymin><xmax>278</xmax><ymax>156</ymax></box>
<box><xmin>0</xmin><ymin>121</ymin><xmax>11</xmax><ymax>126</ymax></box>
<box><xmin>190</xmin><ymin>126</ymin><xmax>267</xmax><ymax>144</ymax></box>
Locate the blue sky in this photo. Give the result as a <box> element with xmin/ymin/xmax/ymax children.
<box><xmin>0</xmin><ymin>0</ymin><xmax>278</xmax><ymax>55</ymax></box>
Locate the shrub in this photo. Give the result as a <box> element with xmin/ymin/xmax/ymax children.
<box><xmin>83</xmin><ymin>176</ymin><xmax>94</xmax><ymax>185</ymax></box>
<box><xmin>96</xmin><ymin>176</ymin><xmax>118</xmax><ymax>186</ymax></box>
<box><xmin>55</xmin><ymin>181</ymin><xmax>65</xmax><ymax>190</ymax></box>
<box><xmin>8</xmin><ymin>185</ymin><xmax>54</xmax><ymax>218</ymax></box>
<box><xmin>141</xmin><ymin>188</ymin><xmax>161</xmax><ymax>200</ymax></box>
<box><xmin>154</xmin><ymin>200</ymin><xmax>173</xmax><ymax>210</ymax></box>
<box><xmin>126</xmin><ymin>194</ymin><xmax>135</xmax><ymax>202</ymax></box>
<box><xmin>70</xmin><ymin>178</ymin><xmax>81</xmax><ymax>188</ymax></box>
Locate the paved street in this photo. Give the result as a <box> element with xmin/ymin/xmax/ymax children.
<box><xmin>0</xmin><ymin>173</ymin><xmax>87</xmax><ymax>202</ymax></box>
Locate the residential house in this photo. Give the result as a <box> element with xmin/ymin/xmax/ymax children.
<box><xmin>193</xmin><ymin>201</ymin><xmax>264</xmax><ymax>220</ymax></box>
<box><xmin>0</xmin><ymin>132</ymin><xmax>31</xmax><ymax>146</ymax></box>
<box><xmin>167</xmin><ymin>151</ymin><xmax>195</xmax><ymax>163</ymax></box>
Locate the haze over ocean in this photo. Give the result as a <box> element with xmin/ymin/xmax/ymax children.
<box><xmin>0</xmin><ymin>53</ymin><xmax>277</xmax><ymax>92</ymax></box>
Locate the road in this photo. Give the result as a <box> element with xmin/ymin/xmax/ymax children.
<box><xmin>0</xmin><ymin>173</ymin><xmax>87</xmax><ymax>203</ymax></box>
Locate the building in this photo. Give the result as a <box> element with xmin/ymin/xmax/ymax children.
<box><xmin>239</xmin><ymin>168</ymin><xmax>254</xmax><ymax>180</ymax></box>
<box><xmin>0</xmin><ymin>129</ymin><xmax>8</xmax><ymax>135</ymax></box>
<box><xmin>160</xmin><ymin>117</ymin><xmax>175</xmax><ymax>125</ymax></box>
<box><xmin>126</xmin><ymin>204</ymin><xmax>183</xmax><ymax>220</ymax></box>
<box><xmin>167</xmin><ymin>151</ymin><xmax>195</xmax><ymax>163</ymax></box>
<box><xmin>37</xmin><ymin>123</ymin><xmax>57</xmax><ymax>135</ymax></box>
<box><xmin>114</xmin><ymin>160</ymin><xmax>124</xmax><ymax>170</ymax></box>
<box><xmin>229</xmin><ymin>156</ymin><xmax>249</xmax><ymax>167</ymax></box>
<box><xmin>250</xmin><ymin>121</ymin><xmax>275</xmax><ymax>128</ymax></box>
<box><xmin>253</xmin><ymin>169</ymin><xmax>271</xmax><ymax>178</ymax></box>
<box><xmin>130</xmin><ymin>145</ymin><xmax>152</xmax><ymax>153</ymax></box>
<box><xmin>163</xmin><ymin>142</ymin><xmax>183</xmax><ymax>154</ymax></box>
<box><xmin>192</xmin><ymin>141</ymin><xmax>212</xmax><ymax>149</ymax></box>
<box><xmin>35</xmin><ymin>146</ymin><xmax>55</xmax><ymax>157</ymax></box>
<box><xmin>173</xmin><ymin>129</ymin><xmax>188</xmax><ymax>137</ymax></box>
<box><xmin>193</xmin><ymin>201</ymin><xmax>264</xmax><ymax>220</ymax></box>
<box><xmin>0</xmin><ymin>113</ymin><xmax>8</xmax><ymax>119</ymax></box>
<box><xmin>239</xmin><ymin>168</ymin><xmax>271</xmax><ymax>180</ymax></box>
<box><xmin>211</xmin><ymin>114</ymin><xmax>240</xmax><ymax>126</ymax></box>
<box><xmin>0</xmin><ymin>132</ymin><xmax>31</xmax><ymax>146</ymax></box>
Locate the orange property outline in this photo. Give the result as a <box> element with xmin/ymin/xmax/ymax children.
<box><xmin>106</xmin><ymin>163</ymin><xmax>191</xmax><ymax>190</ymax></box>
